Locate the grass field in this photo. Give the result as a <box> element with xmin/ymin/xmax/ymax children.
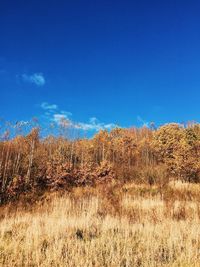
<box><xmin>1</xmin><ymin>181</ymin><xmax>200</xmax><ymax>267</ymax></box>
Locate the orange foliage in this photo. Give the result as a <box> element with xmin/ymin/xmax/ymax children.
<box><xmin>1</xmin><ymin>122</ymin><xmax>200</xmax><ymax>203</ymax></box>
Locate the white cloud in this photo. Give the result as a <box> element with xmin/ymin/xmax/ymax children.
<box><xmin>13</xmin><ymin>121</ymin><xmax>30</xmax><ymax>128</ymax></box>
<box><xmin>40</xmin><ymin>102</ymin><xmax>116</xmax><ymax>132</ymax></box>
<box><xmin>51</xmin><ymin>113</ymin><xmax>116</xmax><ymax>132</ymax></box>
<box><xmin>22</xmin><ymin>73</ymin><xmax>45</xmax><ymax>86</ymax></box>
<box><xmin>53</xmin><ymin>114</ymin><xmax>69</xmax><ymax>123</ymax></box>
<box><xmin>40</xmin><ymin>102</ymin><xmax>72</xmax><ymax>124</ymax></box>
<box><xmin>41</xmin><ymin>102</ymin><xmax>58</xmax><ymax>111</ymax></box>
<box><xmin>75</xmin><ymin>117</ymin><xmax>116</xmax><ymax>131</ymax></box>
<box><xmin>60</xmin><ymin>110</ymin><xmax>72</xmax><ymax>116</ymax></box>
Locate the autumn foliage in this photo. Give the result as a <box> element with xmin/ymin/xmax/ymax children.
<box><xmin>1</xmin><ymin>122</ymin><xmax>200</xmax><ymax>203</ymax></box>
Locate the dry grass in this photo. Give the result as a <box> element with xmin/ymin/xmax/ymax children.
<box><xmin>1</xmin><ymin>182</ymin><xmax>200</xmax><ymax>267</ymax></box>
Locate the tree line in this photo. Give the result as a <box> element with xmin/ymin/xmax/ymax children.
<box><xmin>1</xmin><ymin>122</ymin><xmax>200</xmax><ymax>203</ymax></box>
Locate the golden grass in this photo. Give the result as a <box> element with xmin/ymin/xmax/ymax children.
<box><xmin>1</xmin><ymin>182</ymin><xmax>200</xmax><ymax>266</ymax></box>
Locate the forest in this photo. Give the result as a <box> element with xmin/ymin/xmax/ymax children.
<box><xmin>1</xmin><ymin>121</ymin><xmax>200</xmax><ymax>203</ymax></box>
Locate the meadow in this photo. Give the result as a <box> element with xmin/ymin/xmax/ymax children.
<box><xmin>1</xmin><ymin>122</ymin><xmax>200</xmax><ymax>266</ymax></box>
<box><xmin>1</xmin><ymin>180</ymin><xmax>200</xmax><ymax>267</ymax></box>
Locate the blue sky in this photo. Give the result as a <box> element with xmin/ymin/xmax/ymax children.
<box><xmin>1</xmin><ymin>0</ymin><xmax>200</xmax><ymax>133</ymax></box>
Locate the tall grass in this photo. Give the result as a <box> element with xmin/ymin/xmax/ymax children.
<box><xmin>1</xmin><ymin>182</ymin><xmax>200</xmax><ymax>267</ymax></box>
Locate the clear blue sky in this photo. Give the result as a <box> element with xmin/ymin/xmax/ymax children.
<box><xmin>1</xmin><ymin>0</ymin><xmax>200</xmax><ymax>132</ymax></box>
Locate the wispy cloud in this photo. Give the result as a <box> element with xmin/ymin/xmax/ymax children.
<box><xmin>137</xmin><ymin>116</ymin><xmax>149</xmax><ymax>127</ymax></box>
<box><xmin>53</xmin><ymin>113</ymin><xmax>70</xmax><ymax>124</ymax></box>
<box><xmin>22</xmin><ymin>73</ymin><xmax>46</xmax><ymax>86</ymax></box>
<box><xmin>77</xmin><ymin>117</ymin><xmax>116</xmax><ymax>131</ymax></box>
<box><xmin>53</xmin><ymin>115</ymin><xmax>116</xmax><ymax>131</ymax></box>
<box><xmin>14</xmin><ymin>121</ymin><xmax>30</xmax><ymax>128</ymax></box>
<box><xmin>40</xmin><ymin>102</ymin><xmax>116</xmax><ymax>132</ymax></box>
<box><xmin>41</xmin><ymin>102</ymin><xmax>58</xmax><ymax>111</ymax></box>
<box><xmin>40</xmin><ymin>102</ymin><xmax>73</xmax><ymax>124</ymax></box>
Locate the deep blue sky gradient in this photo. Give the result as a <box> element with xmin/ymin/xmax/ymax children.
<box><xmin>1</xmin><ymin>0</ymin><xmax>200</xmax><ymax>130</ymax></box>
